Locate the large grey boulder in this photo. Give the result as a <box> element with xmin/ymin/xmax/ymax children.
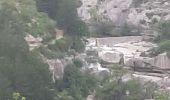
<box><xmin>125</xmin><ymin>57</ymin><xmax>153</xmax><ymax>68</ymax></box>
<box><xmin>98</xmin><ymin>50</ymin><xmax>124</xmax><ymax>64</ymax></box>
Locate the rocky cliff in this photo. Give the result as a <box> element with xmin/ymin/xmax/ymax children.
<box><xmin>78</xmin><ymin>0</ymin><xmax>170</xmax><ymax>29</ymax></box>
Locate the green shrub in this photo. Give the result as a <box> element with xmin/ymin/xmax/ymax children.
<box><xmin>158</xmin><ymin>21</ymin><xmax>170</xmax><ymax>40</ymax></box>
<box><xmin>120</xmin><ymin>23</ymin><xmax>141</xmax><ymax>36</ymax></box>
<box><xmin>70</xmin><ymin>38</ymin><xmax>85</xmax><ymax>53</ymax></box>
<box><xmin>48</xmin><ymin>38</ymin><xmax>71</xmax><ymax>52</ymax></box>
<box><xmin>73</xmin><ymin>59</ymin><xmax>83</xmax><ymax>68</ymax></box>
<box><xmin>151</xmin><ymin>40</ymin><xmax>170</xmax><ymax>56</ymax></box>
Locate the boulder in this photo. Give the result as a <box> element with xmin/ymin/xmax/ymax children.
<box><xmin>98</xmin><ymin>50</ymin><xmax>124</xmax><ymax>64</ymax></box>
<box><xmin>125</xmin><ymin>57</ymin><xmax>153</xmax><ymax>68</ymax></box>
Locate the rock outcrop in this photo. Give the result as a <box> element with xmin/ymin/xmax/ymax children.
<box><xmin>86</xmin><ymin>36</ymin><xmax>157</xmax><ymax>66</ymax></box>
<box><xmin>24</xmin><ymin>34</ymin><xmax>42</xmax><ymax>50</ymax></box>
<box><xmin>78</xmin><ymin>0</ymin><xmax>170</xmax><ymax>28</ymax></box>
<box><xmin>98</xmin><ymin>50</ymin><xmax>123</xmax><ymax>64</ymax></box>
<box><xmin>47</xmin><ymin>59</ymin><xmax>65</xmax><ymax>81</ymax></box>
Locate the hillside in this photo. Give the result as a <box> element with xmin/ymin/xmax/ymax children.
<box><xmin>0</xmin><ymin>0</ymin><xmax>170</xmax><ymax>100</ymax></box>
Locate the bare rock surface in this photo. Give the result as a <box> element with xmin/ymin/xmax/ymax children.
<box><xmin>86</xmin><ymin>36</ymin><xmax>170</xmax><ymax>89</ymax></box>
<box><xmin>78</xmin><ymin>0</ymin><xmax>170</xmax><ymax>28</ymax></box>
<box><xmin>86</xmin><ymin>36</ymin><xmax>157</xmax><ymax>66</ymax></box>
<box><xmin>47</xmin><ymin>59</ymin><xmax>65</xmax><ymax>81</ymax></box>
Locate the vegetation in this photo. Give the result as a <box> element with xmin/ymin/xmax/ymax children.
<box><xmin>36</xmin><ymin>0</ymin><xmax>87</xmax><ymax>53</ymax></box>
<box><xmin>55</xmin><ymin>63</ymin><xmax>97</xmax><ymax>100</ymax></box>
<box><xmin>152</xmin><ymin>21</ymin><xmax>170</xmax><ymax>57</ymax></box>
<box><xmin>95</xmin><ymin>65</ymin><xmax>159</xmax><ymax>100</ymax></box>
<box><xmin>0</xmin><ymin>0</ymin><xmax>55</xmax><ymax>99</ymax></box>
<box><xmin>158</xmin><ymin>21</ymin><xmax>170</xmax><ymax>40</ymax></box>
<box><xmin>0</xmin><ymin>0</ymin><xmax>170</xmax><ymax>100</ymax></box>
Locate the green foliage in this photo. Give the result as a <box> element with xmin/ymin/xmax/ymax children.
<box><xmin>73</xmin><ymin>59</ymin><xmax>83</xmax><ymax>68</ymax></box>
<box><xmin>96</xmin><ymin>79</ymin><xmax>157</xmax><ymax>100</ymax></box>
<box><xmin>0</xmin><ymin>73</ymin><xmax>12</xmax><ymax>100</ymax></box>
<box><xmin>157</xmin><ymin>40</ymin><xmax>170</xmax><ymax>53</ymax></box>
<box><xmin>151</xmin><ymin>21</ymin><xmax>170</xmax><ymax>56</ymax></box>
<box><xmin>48</xmin><ymin>38</ymin><xmax>70</xmax><ymax>52</ymax></box>
<box><xmin>0</xmin><ymin>0</ymin><xmax>56</xmax><ymax>39</ymax></box>
<box><xmin>54</xmin><ymin>90</ymin><xmax>74</xmax><ymax>100</ymax></box>
<box><xmin>12</xmin><ymin>92</ymin><xmax>26</xmax><ymax>100</ymax></box>
<box><xmin>154</xmin><ymin>91</ymin><xmax>170</xmax><ymax>100</ymax></box>
<box><xmin>158</xmin><ymin>21</ymin><xmax>170</xmax><ymax>40</ymax></box>
<box><xmin>55</xmin><ymin>63</ymin><xmax>97</xmax><ymax>100</ymax></box>
<box><xmin>95</xmin><ymin>65</ymin><xmax>158</xmax><ymax>100</ymax></box>
<box><xmin>0</xmin><ymin>0</ymin><xmax>55</xmax><ymax>100</ymax></box>
<box><xmin>120</xmin><ymin>23</ymin><xmax>140</xmax><ymax>36</ymax></box>
<box><xmin>37</xmin><ymin>0</ymin><xmax>88</xmax><ymax>36</ymax></box>
<box><xmin>38</xmin><ymin>46</ymin><xmax>65</xmax><ymax>59</ymax></box>
<box><xmin>70</xmin><ymin>37</ymin><xmax>85</xmax><ymax>53</ymax></box>
<box><xmin>151</xmin><ymin>40</ymin><xmax>170</xmax><ymax>56</ymax></box>
<box><xmin>91</xmin><ymin>21</ymin><xmax>115</xmax><ymax>37</ymax></box>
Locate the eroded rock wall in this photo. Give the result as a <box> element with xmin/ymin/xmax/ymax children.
<box><xmin>78</xmin><ymin>0</ymin><xmax>170</xmax><ymax>28</ymax></box>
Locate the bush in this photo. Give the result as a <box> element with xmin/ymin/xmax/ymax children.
<box><xmin>48</xmin><ymin>38</ymin><xmax>71</xmax><ymax>52</ymax></box>
<box><xmin>158</xmin><ymin>21</ymin><xmax>170</xmax><ymax>40</ymax></box>
<box><xmin>70</xmin><ymin>38</ymin><xmax>85</xmax><ymax>53</ymax></box>
<box><xmin>73</xmin><ymin>59</ymin><xmax>83</xmax><ymax>68</ymax></box>
<box><xmin>119</xmin><ymin>23</ymin><xmax>141</xmax><ymax>36</ymax></box>
<box><xmin>151</xmin><ymin>40</ymin><xmax>170</xmax><ymax>56</ymax></box>
<box><xmin>38</xmin><ymin>46</ymin><xmax>65</xmax><ymax>59</ymax></box>
<box><xmin>55</xmin><ymin>63</ymin><xmax>97</xmax><ymax>99</ymax></box>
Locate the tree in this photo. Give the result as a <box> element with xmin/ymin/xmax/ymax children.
<box><xmin>55</xmin><ymin>63</ymin><xmax>97</xmax><ymax>100</ymax></box>
<box><xmin>0</xmin><ymin>0</ymin><xmax>55</xmax><ymax>100</ymax></box>
<box><xmin>36</xmin><ymin>0</ymin><xmax>88</xmax><ymax>36</ymax></box>
<box><xmin>95</xmin><ymin>65</ymin><xmax>158</xmax><ymax>100</ymax></box>
<box><xmin>158</xmin><ymin>21</ymin><xmax>170</xmax><ymax>40</ymax></box>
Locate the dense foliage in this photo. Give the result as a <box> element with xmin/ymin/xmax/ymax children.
<box><xmin>0</xmin><ymin>0</ymin><xmax>55</xmax><ymax>100</ymax></box>
<box><xmin>55</xmin><ymin>63</ymin><xmax>97</xmax><ymax>100</ymax></box>
<box><xmin>37</xmin><ymin>0</ymin><xmax>88</xmax><ymax>36</ymax></box>
<box><xmin>152</xmin><ymin>21</ymin><xmax>170</xmax><ymax>56</ymax></box>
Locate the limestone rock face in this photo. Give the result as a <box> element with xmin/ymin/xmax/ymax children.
<box><xmin>47</xmin><ymin>59</ymin><xmax>65</xmax><ymax>81</ymax></box>
<box><xmin>78</xmin><ymin>0</ymin><xmax>170</xmax><ymax>28</ymax></box>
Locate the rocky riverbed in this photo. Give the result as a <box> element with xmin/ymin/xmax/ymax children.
<box><xmin>85</xmin><ymin>36</ymin><xmax>170</xmax><ymax>89</ymax></box>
